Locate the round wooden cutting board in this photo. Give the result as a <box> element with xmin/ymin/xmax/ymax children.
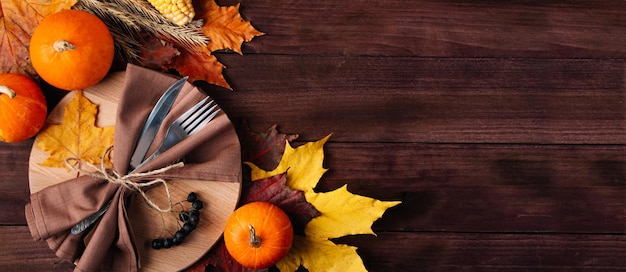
<box><xmin>28</xmin><ymin>72</ymin><xmax>241</xmax><ymax>271</ymax></box>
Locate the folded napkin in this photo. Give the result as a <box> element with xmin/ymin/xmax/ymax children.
<box><xmin>25</xmin><ymin>64</ymin><xmax>242</xmax><ymax>271</ymax></box>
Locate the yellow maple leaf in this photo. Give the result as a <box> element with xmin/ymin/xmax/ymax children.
<box><xmin>246</xmin><ymin>134</ymin><xmax>401</xmax><ymax>272</ymax></box>
<box><xmin>36</xmin><ymin>90</ymin><xmax>114</xmax><ymax>169</ymax></box>
<box><xmin>246</xmin><ymin>134</ymin><xmax>331</xmax><ymax>193</ymax></box>
<box><xmin>276</xmin><ymin>236</ymin><xmax>367</xmax><ymax>272</ymax></box>
<box><xmin>194</xmin><ymin>0</ymin><xmax>264</xmax><ymax>54</ymax></box>
<box><xmin>0</xmin><ymin>0</ymin><xmax>77</xmax><ymax>76</ymax></box>
<box><xmin>304</xmin><ymin>186</ymin><xmax>401</xmax><ymax>239</ymax></box>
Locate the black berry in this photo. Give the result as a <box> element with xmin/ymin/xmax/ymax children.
<box><xmin>162</xmin><ymin>238</ymin><xmax>173</xmax><ymax>248</ymax></box>
<box><xmin>151</xmin><ymin>239</ymin><xmax>163</xmax><ymax>250</ymax></box>
<box><xmin>192</xmin><ymin>200</ymin><xmax>204</xmax><ymax>210</ymax></box>
<box><xmin>172</xmin><ymin>231</ymin><xmax>186</xmax><ymax>245</ymax></box>
<box><xmin>187</xmin><ymin>192</ymin><xmax>198</xmax><ymax>202</ymax></box>
<box><xmin>182</xmin><ymin>222</ymin><xmax>195</xmax><ymax>234</ymax></box>
<box><xmin>189</xmin><ymin>211</ymin><xmax>200</xmax><ymax>226</ymax></box>
<box><xmin>175</xmin><ymin>230</ymin><xmax>186</xmax><ymax>240</ymax></box>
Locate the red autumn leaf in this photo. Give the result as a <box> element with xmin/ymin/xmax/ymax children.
<box><xmin>139</xmin><ymin>36</ymin><xmax>180</xmax><ymax>70</ymax></box>
<box><xmin>186</xmin><ymin>239</ymin><xmax>266</xmax><ymax>272</ymax></box>
<box><xmin>241</xmin><ymin>124</ymin><xmax>299</xmax><ymax>171</ymax></box>
<box><xmin>241</xmin><ymin>172</ymin><xmax>320</xmax><ymax>230</ymax></box>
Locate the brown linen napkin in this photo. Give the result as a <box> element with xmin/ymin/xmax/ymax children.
<box><xmin>25</xmin><ymin>64</ymin><xmax>242</xmax><ymax>271</ymax></box>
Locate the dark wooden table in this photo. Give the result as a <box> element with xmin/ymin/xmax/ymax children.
<box><xmin>2</xmin><ymin>1</ymin><xmax>625</xmax><ymax>271</ymax></box>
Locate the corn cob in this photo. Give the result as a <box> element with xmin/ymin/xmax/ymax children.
<box><xmin>147</xmin><ymin>0</ymin><xmax>195</xmax><ymax>26</ymax></box>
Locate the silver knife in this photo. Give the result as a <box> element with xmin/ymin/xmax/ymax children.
<box><xmin>129</xmin><ymin>76</ymin><xmax>188</xmax><ymax>170</ymax></box>
<box><xmin>70</xmin><ymin>76</ymin><xmax>187</xmax><ymax>235</ymax></box>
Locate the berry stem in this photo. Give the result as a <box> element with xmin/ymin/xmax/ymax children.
<box><xmin>248</xmin><ymin>225</ymin><xmax>262</xmax><ymax>248</ymax></box>
<box><xmin>0</xmin><ymin>85</ymin><xmax>16</xmax><ymax>99</ymax></box>
<box><xmin>53</xmin><ymin>40</ymin><xmax>76</xmax><ymax>52</ymax></box>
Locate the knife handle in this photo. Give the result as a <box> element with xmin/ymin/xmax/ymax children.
<box><xmin>70</xmin><ymin>200</ymin><xmax>112</xmax><ymax>235</ymax></box>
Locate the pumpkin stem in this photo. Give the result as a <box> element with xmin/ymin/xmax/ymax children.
<box><xmin>248</xmin><ymin>225</ymin><xmax>262</xmax><ymax>248</ymax></box>
<box><xmin>53</xmin><ymin>40</ymin><xmax>76</xmax><ymax>52</ymax></box>
<box><xmin>0</xmin><ymin>85</ymin><xmax>16</xmax><ymax>99</ymax></box>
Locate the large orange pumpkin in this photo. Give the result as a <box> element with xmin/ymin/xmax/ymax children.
<box><xmin>0</xmin><ymin>74</ymin><xmax>47</xmax><ymax>143</ymax></box>
<box><xmin>224</xmin><ymin>202</ymin><xmax>294</xmax><ymax>269</ymax></box>
<box><xmin>29</xmin><ymin>10</ymin><xmax>114</xmax><ymax>91</ymax></box>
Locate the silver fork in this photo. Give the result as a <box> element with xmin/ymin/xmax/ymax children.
<box><xmin>132</xmin><ymin>96</ymin><xmax>220</xmax><ymax>171</ymax></box>
<box><xmin>70</xmin><ymin>96</ymin><xmax>220</xmax><ymax>235</ymax></box>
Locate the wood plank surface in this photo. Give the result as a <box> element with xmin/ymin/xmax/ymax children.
<box><xmin>0</xmin><ymin>140</ymin><xmax>33</xmax><ymax>225</ymax></box>
<box><xmin>335</xmin><ymin>232</ymin><xmax>626</xmax><ymax>271</ymax></box>
<box><xmin>0</xmin><ymin>226</ymin><xmax>75</xmax><ymax>271</ymax></box>
<box><xmin>320</xmin><ymin>143</ymin><xmax>626</xmax><ymax>234</ymax></box>
<box><xmin>3</xmin><ymin>226</ymin><xmax>626</xmax><ymax>272</ymax></box>
<box><xmin>235</xmin><ymin>0</ymin><xmax>626</xmax><ymax>58</ymax></box>
<box><xmin>1</xmin><ymin>0</ymin><xmax>625</xmax><ymax>271</ymax></box>
<box><xmin>207</xmin><ymin>55</ymin><xmax>626</xmax><ymax>144</ymax></box>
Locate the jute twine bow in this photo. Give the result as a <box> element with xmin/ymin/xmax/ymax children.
<box><xmin>65</xmin><ymin>146</ymin><xmax>184</xmax><ymax>213</ymax></box>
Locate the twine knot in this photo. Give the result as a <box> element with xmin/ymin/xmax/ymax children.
<box><xmin>65</xmin><ymin>146</ymin><xmax>184</xmax><ymax>213</ymax></box>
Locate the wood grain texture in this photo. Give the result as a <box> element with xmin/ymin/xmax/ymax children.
<box><xmin>234</xmin><ymin>0</ymin><xmax>626</xmax><ymax>58</ymax></box>
<box><xmin>204</xmin><ymin>55</ymin><xmax>626</xmax><ymax>144</ymax></box>
<box><xmin>0</xmin><ymin>226</ymin><xmax>74</xmax><ymax>271</ymax></box>
<box><xmin>335</xmin><ymin>232</ymin><xmax>626</xmax><ymax>271</ymax></box>
<box><xmin>319</xmin><ymin>143</ymin><xmax>626</xmax><ymax>234</ymax></box>
<box><xmin>3</xmin><ymin>226</ymin><xmax>625</xmax><ymax>272</ymax></box>
<box><xmin>0</xmin><ymin>141</ymin><xmax>33</xmax><ymax>225</ymax></box>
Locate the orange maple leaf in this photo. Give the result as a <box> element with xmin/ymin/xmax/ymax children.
<box><xmin>148</xmin><ymin>0</ymin><xmax>262</xmax><ymax>89</ymax></box>
<box><xmin>194</xmin><ymin>0</ymin><xmax>264</xmax><ymax>54</ymax></box>
<box><xmin>0</xmin><ymin>0</ymin><xmax>77</xmax><ymax>77</ymax></box>
<box><xmin>172</xmin><ymin>46</ymin><xmax>230</xmax><ymax>89</ymax></box>
<box><xmin>35</xmin><ymin>90</ymin><xmax>114</xmax><ymax>169</ymax></box>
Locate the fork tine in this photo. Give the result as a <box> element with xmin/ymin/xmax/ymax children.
<box><xmin>183</xmin><ymin>102</ymin><xmax>218</xmax><ymax>133</ymax></box>
<box><xmin>186</xmin><ymin>106</ymin><xmax>220</xmax><ymax>135</ymax></box>
<box><xmin>180</xmin><ymin>99</ymin><xmax>214</xmax><ymax>128</ymax></box>
<box><xmin>176</xmin><ymin>96</ymin><xmax>211</xmax><ymax>123</ymax></box>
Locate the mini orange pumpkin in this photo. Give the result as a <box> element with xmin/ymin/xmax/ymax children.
<box><xmin>29</xmin><ymin>10</ymin><xmax>114</xmax><ymax>91</ymax></box>
<box><xmin>224</xmin><ymin>202</ymin><xmax>294</xmax><ymax>269</ymax></box>
<box><xmin>0</xmin><ymin>73</ymin><xmax>47</xmax><ymax>143</ymax></box>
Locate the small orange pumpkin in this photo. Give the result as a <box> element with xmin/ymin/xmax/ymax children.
<box><xmin>224</xmin><ymin>202</ymin><xmax>294</xmax><ymax>269</ymax></box>
<box><xmin>0</xmin><ymin>73</ymin><xmax>47</xmax><ymax>143</ymax></box>
<box><xmin>29</xmin><ymin>10</ymin><xmax>114</xmax><ymax>91</ymax></box>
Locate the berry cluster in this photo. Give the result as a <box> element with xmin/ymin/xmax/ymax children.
<box><xmin>151</xmin><ymin>192</ymin><xmax>204</xmax><ymax>250</ymax></box>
